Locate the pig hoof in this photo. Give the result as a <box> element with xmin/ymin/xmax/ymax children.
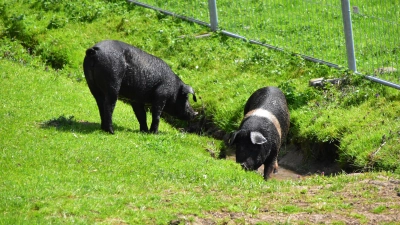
<box><xmin>139</xmin><ymin>127</ymin><xmax>149</xmax><ymax>133</ymax></box>
<box><xmin>105</xmin><ymin>130</ymin><xmax>114</xmax><ymax>134</ymax></box>
<box><xmin>101</xmin><ymin>127</ymin><xmax>114</xmax><ymax>134</ymax></box>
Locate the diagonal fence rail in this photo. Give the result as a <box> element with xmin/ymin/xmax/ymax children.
<box><xmin>127</xmin><ymin>0</ymin><xmax>400</xmax><ymax>90</ymax></box>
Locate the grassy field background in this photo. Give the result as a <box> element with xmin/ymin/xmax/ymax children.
<box><xmin>135</xmin><ymin>0</ymin><xmax>400</xmax><ymax>80</ymax></box>
<box><xmin>1</xmin><ymin>0</ymin><xmax>400</xmax><ymax>224</ymax></box>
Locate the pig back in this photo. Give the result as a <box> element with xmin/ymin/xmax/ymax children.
<box><xmin>243</xmin><ymin>86</ymin><xmax>290</xmax><ymax>141</ymax></box>
<box><xmin>84</xmin><ymin>40</ymin><xmax>180</xmax><ymax>104</ymax></box>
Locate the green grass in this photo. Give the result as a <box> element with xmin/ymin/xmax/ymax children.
<box><xmin>1</xmin><ymin>0</ymin><xmax>400</xmax><ymax>223</ymax></box>
<box><xmin>1</xmin><ymin>0</ymin><xmax>399</xmax><ymax>173</ymax></box>
<box><xmin>0</xmin><ymin>60</ymin><xmax>254</xmax><ymax>223</ymax></box>
<box><xmin>136</xmin><ymin>0</ymin><xmax>400</xmax><ymax>77</ymax></box>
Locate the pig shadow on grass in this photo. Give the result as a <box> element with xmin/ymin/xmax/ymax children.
<box><xmin>40</xmin><ymin>115</ymin><xmax>134</xmax><ymax>134</ymax></box>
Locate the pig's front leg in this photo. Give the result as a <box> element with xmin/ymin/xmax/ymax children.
<box><xmin>150</xmin><ymin>98</ymin><xmax>167</xmax><ymax>134</ymax></box>
<box><xmin>131</xmin><ymin>102</ymin><xmax>148</xmax><ymax>132</ymax></box>
<box><xmin>263</xmin><ymin>153</ymin><xmax>278</xmax><ymax>180</ymax></box>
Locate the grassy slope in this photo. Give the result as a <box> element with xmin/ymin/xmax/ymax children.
<box><xmin>1</xmin><ymin>58</ymin><xmax>400</xmax><ymax>223</ymax></box>
<box><xmin>1</xmin><ymin>1</ymin><xmax>400</xmax><ymax>223</ymax></box>
<box><xmin>0</xmin><ymin>59</ymin><xmax>251</xmax><ymax>223</ymax></box>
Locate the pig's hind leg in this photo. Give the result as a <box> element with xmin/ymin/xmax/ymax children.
<box><xmin>93</xmin><ymin>83</ymin><xmax>118</xmax><ymax>134</ymax></box>
<box><xmin>100</xmin><ymin>91</ymin><xmax>118</xmax><ymax>134</ymax></box>
<box><xmin>87</xmin><ymin>84</ymin><xmax>114</xmax><ymax>134</ymax></box>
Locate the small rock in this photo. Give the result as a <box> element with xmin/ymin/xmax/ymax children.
<box><xmin>309</xmin><ymin>77</ymin><xmax>342</xmax><ymax>87</ymax></box>
<box><xmin>374</xmin><ymin>67</ymin><xmax>397</xmax><ymax>75</ymax></box>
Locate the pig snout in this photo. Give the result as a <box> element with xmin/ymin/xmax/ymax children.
<box><xmin>240</xmin><ymin>163</ymin><xmax>250</xmax><ymax>171</ymax></box>
<box><xmin>183</xmin><ymin>109</ymin><xmax>198</xmax><ymax>121</ymax></box>
<box><xmin>184</xmin><ymin>87</ymin><xmax>198</xmax><ymax>120</ymax></box>
<box><xmin>180</xmin><ymin>101</ymin><xmax>198</xmax><ymax>120</ymax></box>
<box><xmin>237</xmin><ymin>157</ymin><xmax>255</xmax><ymax>171</ymax></box>
<box><xmin>190</xmin><ymin>110</ymin><xmax>198</xmax><ymax>119</ymax></box>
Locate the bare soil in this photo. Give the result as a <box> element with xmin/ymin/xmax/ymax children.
<box><xmin>176</xmin><ymin>169</ymin><xmax>400</xmax><ymax>224</ymax></box>
<box><xmin>206</xmin><ymin>177</ymin><xmax>397</xmax><ymax>224</ymax></box>
<box><xmin>181</xmin><ymin>118</ymin><xmax>400</xmax><ymax>225</ymax></box>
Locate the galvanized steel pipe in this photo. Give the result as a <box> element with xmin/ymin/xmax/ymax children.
<box><xmin>341</xmin><ymin>0</ymin><xmax>357</xmax><ymax>72</ymax></box>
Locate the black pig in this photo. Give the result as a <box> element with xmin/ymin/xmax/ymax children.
<box><xmin>229</xmin><ymin>86</ymin><xmax>290</xmax><ymax>180</ymax></box>
<box><xmin>83</xmin><ymin>40</ymin><xmax>198</xmax><ymax>134</ymax></box>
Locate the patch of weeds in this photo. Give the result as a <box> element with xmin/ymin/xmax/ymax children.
<box><xmin>212</xmin><ymin>105</ymin><xmax>243</xmax><ymax>133</ymax></box>
<box><xmin>2</xmin><ymin>12</ymin><xmax>26</xmax><ymax>38</ymax></box>
<box><xmin>31</xmin><ymin>0</ymin><xmax>107</xmax><ymax>23</ymax></box>
<box><xmin>278</xmin><ymin>80</ymin><xmax>317</xmax><ymax>109</ymax></box>
<box><xmin>372</xmin><ymin>205</ymin><xmax>387</xmax><ymax>214</ymax></box>
<box><xmin>31</xmin><ymin>0</ymin><xmax>63</xmax><ymax>12</ymax></box>
<box><xmin>331</xmin><ymin>221</ymin><xmax>346</xmax><ymax>225</ymax></box>
<box><xmin>241</xmin><ymin>48</ymin><xmax>273</xmax><ymax>68</ymax></box>
<box><xmin>64</xmin><ymin>1</ymin><xmax>105</xmax><ymax>22</ymax></box>
<box><xmin>0</xmin><ymin>38</ymin><xmax>43</xmax><ymax>68</ymax></box>
<box><xmin>233</xmin><ymin>218</ymin><xmax>246</xmax><ymax>224</ymax></box>
<box><xmin>312</xmin><ymin>71</ymin><xmax>386</xmax><ymax>109</ymax></box>
<box><xmin>300</xmin><ymin>189</ymin><xmax>308</xmax><ymax>194</ymax></box>
<box><xmin>47</xmin><ymin>15</ymin><xmax>66</xmax><ymax>29</ymax></box>
<box><xmin>255</xmin><ymin>222</ymin><xmax>276</xmax><ymax>225</ymax></box>
<box><xmin>279</xmin><ymin>205</ymin><xmax>301</xmax><ymax>213</ymax></box>
<box><xmin>1</xmin><ymin>10</ymin><xmax>39</xmax><ymax>49</ymax></box>
<box><xmin>35</xmin><ymin>42</ymin><xmax>69</xmax><ymax>70</ymax></box>
<box><xmin>43</xmin><ymin>51</ymin><xmax>68</xmax><ymax>70</ymax></box>
<box><xmin>349</xmin><ymin>212</ymin><xmax>368</xmax><ymax>223</ymax></box>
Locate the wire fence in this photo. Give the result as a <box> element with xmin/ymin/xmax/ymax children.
<box><xmin>218</xmin><ymin>0</ymin><xmax>346</xmax><ymax>67</ymax></box>
<box><xmin>129</xmin><ymin>0</ymin><xmax>400</xmax><ymax>88</ymax></box>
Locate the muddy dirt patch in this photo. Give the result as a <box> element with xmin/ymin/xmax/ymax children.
<box><xmin>221</xmin><ymin>142</ymin><xmax>342</xmax><ymax>181</ymax></box>
<box><xmin>173</xmin><ymin>175</ymin><xmax>400</xmax><ymax>224</ymax></box>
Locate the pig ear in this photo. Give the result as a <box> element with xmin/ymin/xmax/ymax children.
<box><xmin>229</xmin><ymin>130</ymin><xmax>247</xmax><ymax>145</ymax></box>
<box><xmin>228</xmin><ymin>131</ymin><xmax>239</xmax><ymax>146</ymax></box>
<box><xmin>182</xmin><ymin>84</ymin><xmax>197</xmax><ymax>102</ymax></box>
<box><xmin>250</xmin><ymin>132</ymin><xmax>268</xmax><ymax>145</ymax></box>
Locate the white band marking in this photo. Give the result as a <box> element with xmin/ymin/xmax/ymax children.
<box><xmin>244</xmin><ymin>109</ymin><xmax>282</xmax><ymax>141</ymax></box>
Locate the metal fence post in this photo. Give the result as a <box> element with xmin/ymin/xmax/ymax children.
<box><xmin>341</xmin><ymin>0</ymin><xmax>357</xmax><ymax>72</ymax></box>
<box><xmin>208</xmin><ymin>0</ymin><xmax>218</xmax><ymax>31</ymax></box>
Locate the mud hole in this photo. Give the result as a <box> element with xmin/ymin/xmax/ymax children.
<box><xmin>185</xmin><ymin>116</ymin><xmax>343</xmax><ymax>180</ymax></box>
<box><xmin>222</xmin><ymin>143</ymin><xmax>341</xmax><ymax>181</ymax></box>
